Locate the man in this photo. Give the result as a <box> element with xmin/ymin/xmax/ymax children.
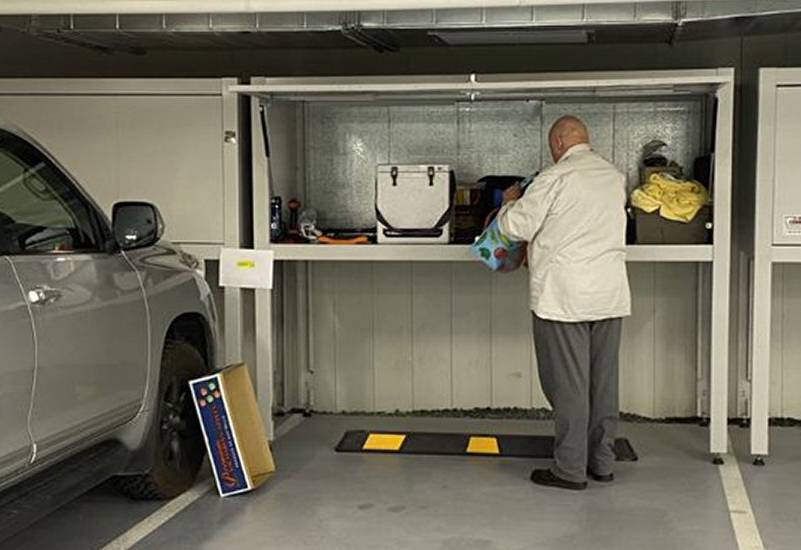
<box><xmin>496</xmin><ymin>115</ymin><xmax>631</xmax><ymax>491</ymax></box>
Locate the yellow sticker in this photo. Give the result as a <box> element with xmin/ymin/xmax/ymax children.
<box><xmin>236</xmin><ymin>260</ymin><xmax>256</xmax><ymax>269</ymax></box>
<box><xmin>363</xmin><ymin>433</ymin><xmax>406</xmax><ymax>452</ymax></box>
<box><xmin>466</xmin><ymin>436</ymin><xmax>500</xmax><ymax>455</ymax></box>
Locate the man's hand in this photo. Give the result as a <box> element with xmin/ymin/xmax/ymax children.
<box><xmin>503</xmin><ymin>184</ymin><xmax>523</xmax><ymax>204</ymax></box>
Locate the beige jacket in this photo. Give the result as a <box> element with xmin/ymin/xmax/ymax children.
<box><xmin>496</xmin><ymin>143</ymin><xmax>631</xmax><ymax>322</ymax></box>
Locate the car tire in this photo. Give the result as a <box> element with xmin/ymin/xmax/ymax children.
<box><xmin>117</xmin><ymin>341</ymin><xmax>207</xmax><ymax>500</ymax></box>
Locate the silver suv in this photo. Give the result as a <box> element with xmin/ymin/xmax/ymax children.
<box><xmin>0</xmin><ymin>124</ymin><xmax>218</xmax><ymax>534</ymax></box>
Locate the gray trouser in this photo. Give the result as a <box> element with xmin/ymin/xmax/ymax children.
<box><xmin>533</xmin><ymin>314</ymin><xmax>622</xmax><ymax>483</ymax></box>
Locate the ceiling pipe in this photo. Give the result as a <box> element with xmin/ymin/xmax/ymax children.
<box><xmin>0</xmin><ymin>0</ymin><xmax>704</xmax><ymax>16</ymax></box>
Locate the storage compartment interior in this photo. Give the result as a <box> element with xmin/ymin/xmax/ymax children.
<box><xmin>262</xmin><ymin>91</ymin><xmax>718</xmax><ymax>245</ymax></box>
<box><xmin>252</xmin><ymin>75</ymin><xmax>729</xmax><ymax>424</ymax></box>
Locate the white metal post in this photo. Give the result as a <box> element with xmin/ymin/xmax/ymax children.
<box><xmin>709</xmin><ymin>74</ymin><xmax>734</xmax><ymax>458</ymax></box>
<box><xmin>750</xmin><ymin>69</ymin><xmax>780</xmax><ymax>460</ymax></box>
<box><xmin>250</xmin><ymin>78</ymin><xmax>275</xmax><ymax>439</ymax></box>
<box><xmin>221</xmin><ymin>77</ymin><xmax>245</xmax><ymax>365</ymax></box>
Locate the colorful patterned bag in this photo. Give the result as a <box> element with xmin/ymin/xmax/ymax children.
<box><xmin>470</xmin><ymin>175</ymin><xmax>534</xmax><ymax>273</ymax></box>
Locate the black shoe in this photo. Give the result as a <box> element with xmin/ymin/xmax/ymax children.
<box><xmin>587</xmin><ymin>469</ymin><xmax>614</xmax><ymax>483</ymax></box>
<box><xmin>530</xmin><ymin>469</ymin><xmax>587</xmax><ymax>491</ymax></box>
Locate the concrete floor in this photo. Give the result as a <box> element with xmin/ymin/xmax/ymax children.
<box><xmin>0</xmin><ymin>479</ymin><xmax>165</xmax><ymax>550</ymax></box>
<box><xmin>730</xmin><ymin>426</ymin><xmax>801</xmax><ymax>550</ymax></box>
<box><xmin>2</xmin><ymin>415</ymin><xmax>799</xmax><ymax>550</ymax></box>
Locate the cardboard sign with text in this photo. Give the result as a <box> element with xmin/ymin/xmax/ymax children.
<box><xmin>219</xmin><ymin>248</ymin><xmax>274</xmax><ymax>290</ymax></box>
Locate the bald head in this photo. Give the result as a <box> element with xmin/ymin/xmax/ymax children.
<box><xmin>548</xmin><ymin>115</ymin><xmax>590</xmax><ymax>163</ymax></box>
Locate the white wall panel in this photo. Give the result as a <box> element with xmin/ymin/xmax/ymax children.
<box><xmin>0</xmin><ymin>97</ymin><xmax>119</xmax><ymax>211</ymax></box>
<box><xmin>115</xmin><ymin>95</ymin><xmax>224</xmax><ymax>243</ymax></box>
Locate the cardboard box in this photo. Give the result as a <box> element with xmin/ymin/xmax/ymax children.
<box><xmin>634</xmin><ymin>206</ymin><xmax>711</xmax><ymax>245</ymax></box>
<box><xmin>189</xmin><ymin>364</ymin><xmax>275</xmax><ymax>497</ymax></box>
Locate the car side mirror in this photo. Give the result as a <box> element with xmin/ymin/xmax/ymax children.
<box><xmin>112</xmin><ymin>201</ymin><xmax>165</xmax><ymax>251</ymax></box>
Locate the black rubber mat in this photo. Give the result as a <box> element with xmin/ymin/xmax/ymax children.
<box><xmin>336</xmin><ymin>430</ymin><xmax>638</xmax><ymax>462</ymax></box>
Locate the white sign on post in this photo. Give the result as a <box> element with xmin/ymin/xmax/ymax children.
<box><xmin>219</xmin><ymin>248</ymin><xmax>274</xmax><ymax>290</ymax></box>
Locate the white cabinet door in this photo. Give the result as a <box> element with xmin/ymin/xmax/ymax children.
<box><xmin>773</xmin><ymin>86</ymin><xmax>801</xmax><ymax>244</ymax></box>
<box><xmin>115</xmin><ymin>95</ymin><xmax>224</xmax><ymax>244</ymax></box>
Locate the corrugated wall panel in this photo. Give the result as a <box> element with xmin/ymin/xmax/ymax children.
<box><xmin>779</xmin><ymin>265</ymin><xmax>801</xmax><ymax>418</ymax></box>
<box><xmin>451</xmin><ymin>264</ymin><xmax>493</xmax><ymax>408</ymax></box>
<box><xmin>765</xmin><ymin>265</ymin><xmax>801</xmax><ymax>419</ymax></box>
<box><xmin>333</xmin><ymin>263</ymin><xmax>375</xmax><ymax>411</ymax></box>
<box><xmin>619</xmin><ymin>264</ymin><xmax>657</xmax><ymax>417</ymax></box>
<box><xmin>490</xmin><ymin>270</ymin><xmax>533</xmax><ymax>408</ymax></box>
<box><xmin>308</xmin><ymin>262</ymin><xmax>703</xmax><ymax>417</ymax></box>
<box><xmin>653</xmin><ymin>264</ymin><xmax>698</xmax><ymax>417</ymax></box>
<box><xmin>411</xmin><ymin>263</ymin><xmax>454</xmax><ymax>409</ymax></box>
<box><xmin>373</xmin><ymin>263</ymin><xmax>414</xmax><ymax>411</ymax></box>
<box><xmin>310</xmin><ymin>262</ymin><xmax>337</xmax><ymax>411</ymax></box>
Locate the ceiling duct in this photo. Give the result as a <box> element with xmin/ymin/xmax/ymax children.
<box><xmin>431</xmin><ymin>29</ymin><xmax>591</xmax><ymax>45</ymax></box>
<box><xmin>0</xmin><ymin>1</ymin><xmax>700</xmax><ymax>16</ymax></box>
<box><xmin>3</xmin><ymin>2</ymin><xmax>801</xmax><ymax>53</ymax></box>
<box><xmin>341</xmin><ymin>24</ymin><xmax>400</xmax><ymax>52</ymax></box>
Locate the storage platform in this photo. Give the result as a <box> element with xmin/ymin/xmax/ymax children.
<box><xmin>268</xmin><ymin>244</ymin><xmax>714</xmax><ymax>263</ymax></box>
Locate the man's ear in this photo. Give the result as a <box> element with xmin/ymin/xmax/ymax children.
<box><xmin>552</xmin><ymin>137</ymin><xmax>563</xmax><ymax>160</ymax></box>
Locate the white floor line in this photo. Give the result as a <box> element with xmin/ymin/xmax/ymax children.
<box><xmin>100</xmin><ymin>414</ymin><xmax>306</xmax><ymax>550</ymax></box>
<box><xmin>100</xmin><ymin>481</ymin><xmax>212</xmax><ymax>550</ymax></box>
<box><xmin>718</xmin><ymin>434</ymin><xmax>765</xmax><ymax>550</ymax></box>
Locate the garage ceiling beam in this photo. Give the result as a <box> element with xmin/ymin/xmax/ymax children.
<box><xmin>0</xmin><ymin>0</ymin><xmax>699</xmax><ymax>16</ymax></box>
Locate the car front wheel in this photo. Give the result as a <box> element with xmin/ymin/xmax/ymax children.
<box><xmin>117</xmin><ymin>341</ymin><xmax>207</xmax><ymax>500</ymax></box>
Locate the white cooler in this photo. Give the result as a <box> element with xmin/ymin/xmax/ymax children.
<box><xmin>375</xmin><ymin>164</ymin><xmax>454</xmax><ymax>244</ymax></box>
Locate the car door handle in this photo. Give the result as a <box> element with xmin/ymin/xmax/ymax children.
<box><xmin>27</xmin><ymin>286</ymin><xmax>63</xmax><ymax>306</ymax></box>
